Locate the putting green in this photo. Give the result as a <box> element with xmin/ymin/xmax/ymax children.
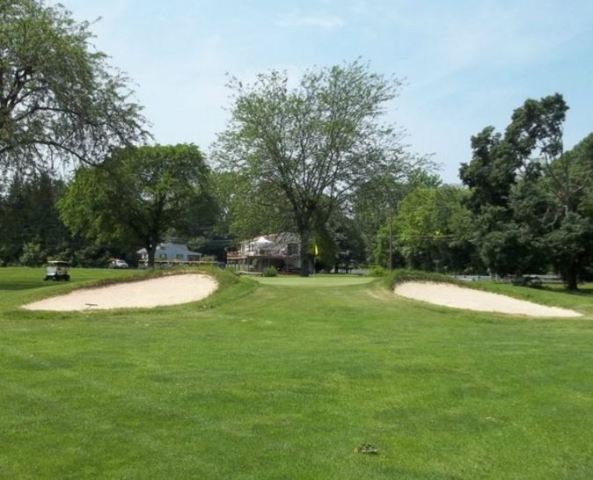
<box><xmin>254</xmin><ymin>275</ymin><xmax>375</xmax><ymax>287</ymax></box>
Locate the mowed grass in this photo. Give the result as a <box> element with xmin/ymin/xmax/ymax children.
<box><xmin>254</xmin><ymin>274</ymin><xmax>374</xmax><ymax>287</ymax></box>
<box><xmin>1</xmin><ymin>268</ymin><xmax>593</xmax><ymax>479</ymax></box>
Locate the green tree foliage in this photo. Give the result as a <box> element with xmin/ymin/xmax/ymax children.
<box><xmin>0</xmin><ymin>0</ymin><xmax>146</xmax><ymax>173</ymax></box>
<box><xmin>0</xmin><ymin>171</ymin><xmax>71</xmax><ymax>263</ymax></box>
<box><xmin>215</xmin><ymin>61</ymin><xmax>415</xmax><ymax>276</ymax></box>
<box><xmin>542</xmin><ymin>134</ymin><xmax>593</xmax><ymax>288</ymax></box>
<box><xmin>460</xmin><ymin>94</ymin><xmax>593</xmax><ymax>289</ymax></box>
<box><xmin>375</xmin><ymin>186</ymin><xmax>475</xmax><ymax>272</ymax></box>
<box><xmin>314</xmin><ymin>209</ymin><xmax>366</xmax><ymax>273</ymax></box>
<box><xmin>59</xmin><ymin>144</ymin><xmax>213</xmax><ymax>267</ymax></box>
<box><xmin>352</xmin><ymin>168</ymin><xmax>440</xmax><ymax>265</ymax></box>
<box><xmin>574</xmin><ymin>134</ymin><xmax>593</xmax><ymax>215</ymax></box>
<box><xmin>459</xmin><ymin>127</ymin><xmax>518</xmax><ymax>212</ymax></box>
<box><xmin>18</xmin><ymin>239</ymin><xmax>43</xmax><ymax>266</ymax></box>
<box><xmin>477</xmin><ymin>220</ymin><xmax>546</xmax><ymax>276</ymax></box>
<box><xmin>211</xmin><ymin>170</ymin><xmax>290</xmax><ymax>241</ymax></box>
<box><xmin>545</xmin><ymin>213</ymin><xmax>593</xmax><ymax>288</ymax></box>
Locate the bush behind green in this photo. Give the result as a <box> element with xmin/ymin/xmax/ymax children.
<box><xmin>368</xmin><ymin>265</ymin><xmax>387</xmax><ymax>277</ymax></box>
<box><xmin>386</xmin><ymin>269</ymin><xmax>463</xmax><ymax>289</ymax></box>
<box><xmin>262</xmin><ymin>266</ymin><xmax>278</xmax><ymax>277</ymax></box>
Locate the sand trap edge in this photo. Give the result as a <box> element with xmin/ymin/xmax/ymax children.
<box><xmin>394</xmin><ymin>281</ymin><xmax>582</xmax><ymax>318</ymax></box>
<box><xmin>22</xmin><ymin>273</ymin><xmax>219</xmax><ymax>312</ymax></box>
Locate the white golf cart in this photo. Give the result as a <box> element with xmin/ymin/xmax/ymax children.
<box><xmin>44</xmin><ymin>260</ymin><xmax>70</xmax><ymax>281</ymax></box>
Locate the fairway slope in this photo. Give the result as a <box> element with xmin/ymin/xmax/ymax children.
<box><xmin>23</xmin><ymin>273</ymin><xmax>218</xmax><ymax>311</ymax></box>
<box><xmin>254</xmin><ymin>275</ymin><xmax>374</xmax><ymax>287</ymax></box>
<box><xmin>394</xmin><ymin>281</ymin><xmax>582</xmax><ymax>317</ymax></box>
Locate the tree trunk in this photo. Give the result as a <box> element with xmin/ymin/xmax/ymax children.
<box><xmin>146</xmin><ymin>241</ymin><xmax>157</xmax><ymax>268</ymax></box>
<box><xmin>565</xmin><ymin>263</ymin><xmax>578</xmax><ymax>291</ymax></box>
<box><xmin>299</xmin><ymin>230</ymin><xmax>311</xmax><ymax>277</ymax></box>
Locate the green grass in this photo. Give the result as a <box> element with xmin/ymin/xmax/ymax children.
<box><xmin>255</xmin><ymin>273</ymin><xmax>374</xmax><ymax>287</ymax></box>
<box><xmin>1</xmin><ymin>267</ymin><xmax>593</xmax><ymax>479</ymax></box>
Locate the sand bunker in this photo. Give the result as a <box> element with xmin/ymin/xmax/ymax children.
<box><xmin>394</xmin><ymin>282</ymin><xmax>581</xmax><ymax>318</ymax></box>
<box><xmin>23</xmin><ymin>274</ymin><xmax>218</xmax><ymax>312</ymax></box>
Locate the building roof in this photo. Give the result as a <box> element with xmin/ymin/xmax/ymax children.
<box><xmin>137</xmin><ymin>242</ymin><xmax>201</xmax><ymax>256</ymax></box>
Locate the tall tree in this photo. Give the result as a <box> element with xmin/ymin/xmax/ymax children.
<box><xmin>540</xmin><ymin>133</ymin><xmax>593</xmax><ymax>289</ymax></box>
<box><xmin>461</xmin><ymin>93</ymin><xmax>593</xmax><ymax>289</ymax></box>
<box><xmin>59</xmin><ymin>144</ymin><xmax>212</xmax><ymax>267</ymax></box>
<box><xmin>0</xmin><ymin>0</ymin><xmax>146</xmax><ymax>173</ymax></box>
<box><xmin>215</xmin><ymin>61</ymin><xmax>415</xmax><ymax>276</ymax></box>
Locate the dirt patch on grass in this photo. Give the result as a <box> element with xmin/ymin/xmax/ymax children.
<box><xmin>394</xmin><ymin>281</ymin><xmax>581</xmax><ymax>318</ymax></box>
<box><xmin>23</xmin><ymin>274</ymin><xmax>218</xmax><ymax>311</ymax></box>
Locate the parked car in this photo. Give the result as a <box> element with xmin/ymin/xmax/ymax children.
<box><xmin>44</xmin><ymin>260</ymin><xmax>70</xmax><ymax>281</ymax></box>
<box><xmin>511</xmin><ymin>274</ymin><xmax>543</xmax><ymax>288</ymax></box>
<box><xmin>109</xmin><ymin>258</ymin><xmax>129</xmax><ymax>269</ymax></box>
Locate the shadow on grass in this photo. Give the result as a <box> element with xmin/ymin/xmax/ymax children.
<box><xmin>0</xmin><ymin>280</ymin><xmax>60</xmax><ymax>291</ymax></box>
<box><xmin>537</xmin><ymin>285</ymin><xmax>593</xmax><ymax>297</ymax></box>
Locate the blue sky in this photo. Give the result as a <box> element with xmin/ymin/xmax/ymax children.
<box><xmin>60</xmin><ymin>0</ymin><xmax>593</xmax><ymax>182</ymax></box>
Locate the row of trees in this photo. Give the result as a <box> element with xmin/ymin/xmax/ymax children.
<box><xmin>0</xmin><ymin>1</ymin><xmax>209</xmax><ymax>267</ymax></box>
<box><xmin>2</xmin><ymin>2</ymin><xmax>429</xmax><ymax>274</ymax></box>
<box><xmin>372</xmin><ymin>94</ymin><xmax>593</xmax><ymax>290</ymax></box>
<box><xmin>4</xmin><ymin>1</ymin><xmax>592</xmax><ymax>287</ymax></box>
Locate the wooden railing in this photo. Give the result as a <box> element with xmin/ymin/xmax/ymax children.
<box><xmin>138</xmin><ymin>260</ymin><xmax>223</xmax><ymax>268</ymax></box>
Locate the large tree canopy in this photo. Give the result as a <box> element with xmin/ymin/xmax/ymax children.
<box><xmin>460</xmin><ymin>93</ymin><xmax>593</xmax><ymax>289</ymax></box>
<box><xmin>59</xmin><ymin>144</ymin><xmax>213</xmax><ymax>267</ymax></box>
<box><xmin>215</xmin><ymin>61</ymin><xmax>418</xmax><ymax>275</ymax></box>
<box><xmin>0</xmin><ymin>0</ymin><xmax>146</xmax><ymax>173</ymax></box>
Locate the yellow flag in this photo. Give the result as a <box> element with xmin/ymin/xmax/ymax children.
<box><xmin>314</xmin><ymin>243</ymin><xmax>319</xmax><ymax>256</ymax></box>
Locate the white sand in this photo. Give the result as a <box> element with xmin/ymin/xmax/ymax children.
<box><xmin>394</xmin><ymin>281</ymin><xmax>581</xmax><ymax>318</ymax></box>
<box><xmin>23</xmin><ymin>274</ymin><xmax>218</xmax><ymax>312</ymax></box>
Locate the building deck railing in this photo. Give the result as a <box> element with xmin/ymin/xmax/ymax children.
<box><xmin>227</xmin><ymin>251</ymin><xmax>299</xmax><ymax>260</ymax></box>
<box><xmin>138</xmin><ymin>260</ymin><xmax>223</xmax><ymax>268</ymax></box>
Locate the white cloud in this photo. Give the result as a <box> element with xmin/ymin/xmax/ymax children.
<box><xmin>275</xmin><ymin>12</ymin><xmax>345</xmax><ymax>29</ymax></box>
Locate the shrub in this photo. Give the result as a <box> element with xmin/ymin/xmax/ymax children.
<box><xmin>262</xmin><ymin>266</ymin><xmax>278</xmax><ymax>277</ymax></box>
<box><xmin>386</xmin><ymin>269</ymin><xmax>462</xmax><ymax>289</ymax></box>
<box><xmin>368</xmin><ymin>265</ymin><xmax>387</xmax><ymax>277</ymax></box>
<box><xmin>19</xmin><ymin>241</ymin><xmax>46</xmax><ymax>266</ymax></box>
